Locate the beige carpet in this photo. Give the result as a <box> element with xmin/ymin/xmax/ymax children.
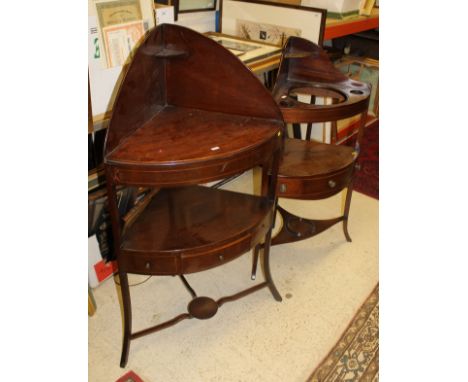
<box><xmin>89</xmin><ymin>171</ymin><xmax>378</xmax><ymax>381</ymax></box>
<box><xmin>308</xmin><ymin>284</ymin><xmax>379</xmax><ymax>382</ymax></box>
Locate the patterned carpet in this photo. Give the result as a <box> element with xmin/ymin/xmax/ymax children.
<box><xmin>307</xmin><ymin>284</ymin><xmax>379</xmax><ymax>382</ymax></box>
<box><xmin>353</xmin><ymin>121</ymin><xmax>379</xmax><ymax>200</ymax></box>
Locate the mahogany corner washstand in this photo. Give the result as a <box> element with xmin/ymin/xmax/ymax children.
<box><xmin>103</xmin><ymin>24</ymin><xmax>285</xmax><ymax>367</ymax></box>
<box><xmin>267</xmin><ymin>37</ymin><xmax>371</xmax><ymax>249</ymax></box>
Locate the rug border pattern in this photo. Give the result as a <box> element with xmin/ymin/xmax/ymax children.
<box><xmin>307</xmin><ymin>284</ymin><xmax>379</xmax><ymax>382</ymax></box>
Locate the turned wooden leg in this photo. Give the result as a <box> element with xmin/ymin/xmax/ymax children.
<box><xmin>262</xmin><ymin>230</ymin><xmax>282</xmax><ymax>302</ymax></box>
<box><xmin>119</xmin><ymin>271</ymin><xmax>132</xmax><ymax>368</ymax></box>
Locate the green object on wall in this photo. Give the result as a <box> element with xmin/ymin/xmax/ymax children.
<box><xmin>94</xmin><ymin>37</ymin><xmax>100</xmax><ymax>59</ymax></box>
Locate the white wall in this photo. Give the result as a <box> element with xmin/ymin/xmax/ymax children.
<box><xmin>89</xmin><ymin>1</ymin><xmax>217</xmax><ymax>123</ymax></box>
<box><xmin>175</xmin><ymin>11</ymin><xmax>216</xmax><ymax>33</ymax></box>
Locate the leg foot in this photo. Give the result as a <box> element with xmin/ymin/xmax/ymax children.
<box><xmin>342</xmin><ymin>182</ymin><xmax>354</xmax><ymax>243</ymax></box>
<box><xmin>343</xmin><ymin>218</ymin><xmax>352</xmax><ymax>242</ymax></box>
<box><xmin>262</xmin><ymin>231</ymin><xmax>282</xmax><ymax>302</ymax></box>
<box><xmin>118</xmin><ymin>271</ymin><xmax>132</xmax><ymax>368</ymax></box>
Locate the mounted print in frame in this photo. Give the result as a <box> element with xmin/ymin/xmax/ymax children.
<box><xmin>205</xmin><ymin>32</ymin><xmax>282</xmax><ymax>66</ymax></box>
<box><xmin>220</xmin><ymin>0</ymin><xmax>326</xmax><ymax>46</ymax></box>
<box><xmin>169</xmin><ymin>0</ymin><xmax>217</xmax><ymax>21</ymax></box>
<box><xmin>154</xmin><ymin>0</ymin><xmax>217</xmax><ymax>21</ymax></box>
<box><xmin>177</xmin><ymin>0</ymin><xmax>216</xmax><ymax>12</ymax></box>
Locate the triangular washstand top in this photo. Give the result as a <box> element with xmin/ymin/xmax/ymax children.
<box><xmin>105</xmin><ymin>23</ymin><xmax>283</xmax><ymax>156</ymax></box>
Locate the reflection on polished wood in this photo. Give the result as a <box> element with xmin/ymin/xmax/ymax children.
<box><xmin>104</xmin><ymin>24</ymin><xmax>285</xmax><ymax>368</ymax></box>
<box><xmin>270</xmin><ymin>36</ymin><xmax>370</xmax><ymax>247</ymax></box>
<box><xmin>119</xmin><ymin>186</ymin><xmax>273</xmax><ymax>275</ymax></box>
<box><xmin>106</xmin><ymin>106</ymin><xmax>283</xmax><ymax>186</ymax></box>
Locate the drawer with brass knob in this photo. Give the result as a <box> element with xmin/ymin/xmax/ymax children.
<box><xmin>119</xmin><ymin>254</ymin><xmax>179</xmax><ymax>275</ymax></box>
<box><xmin>277</xmin><ymin>164</ymin><xmax>354</xmax><ymax>200</ymax></box>
<box><xmin>180</xmin><ymin>249</ymin><xmax>242</xmax><ymax>274</ymax></box>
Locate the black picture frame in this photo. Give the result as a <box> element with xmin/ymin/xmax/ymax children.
<box><xmin>173</xmin><ymin>0</ymin><xmax>217</xmax><ymax>21</ymax></box>
<box><xmin>220</xmin><ymin>0</ymin><xmax>326</xmax><ymax>46</ymax></box>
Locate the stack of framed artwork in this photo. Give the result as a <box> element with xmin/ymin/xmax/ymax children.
<box><xmin>220</xmin><ymin>0</ymin><xmax>326</xmax><ymax>46</ymax></box>
<box><xmin>156</xmin><ymin>0</ymin><xmax>217</xmax><ymax>21</ymax></box>
<box><xmin>219</xmin><ymin>0</ymin><xmax>329</xmax><ymax>140</ymax></box>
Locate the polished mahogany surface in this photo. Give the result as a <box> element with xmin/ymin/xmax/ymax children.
<box><xmin>120</xmin><ymin>186</ymin><xmax>272</xmax><ymax>274</ymax></box>
<box><xmin>277</xmin><ymin>139</ymin><xmax>355</xmax><ymax>199</ymax></box>
<box><xmin>103</xmin><ymin>24</ymin><xmax>284</xmax><ymax>367</ymax></box>
<box><xmin>269</xmin><ymin>36</ymin><xmax>370</xmax><ymax>245</ymax></box>
<box><xmin>105</xmin><ymin>23</ymin><xmax>282</xmax><ymax>155</ymax></box>
<box><xmin>272</xmin><ymin>36</ymin><xmax>370</xmax><ymax>199</ymax></box>
<box><xmin>105</xmin><ymin>106</ymin><xmax>283</xmax><ymax>186</ymax></box>
<box><xmin>279</xmin><ymin>139</ymin><xmax>354</xmax><ymax>178</ymax></box>
<box><xmin>104</xmin><ymin>23</ymin><xmax>284</xmax><ymax>187</ymax></box>
<box><xmin>273</xmin><ymin>36</ymin><xmax>370</xmax><ymax>123</ymax></box>
<box><xmin>106</xmin><ymin>107</ymin><xmax>282</xmax><ymax>166</ymax></box>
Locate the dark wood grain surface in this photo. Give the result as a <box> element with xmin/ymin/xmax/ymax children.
<box><xmin>103</xmin><ymin>24</ymin><xmax>285</xmax><ymax>366</ymax></box>
<box><xmin>279</xmin><ymin>138</ymin><xmax>354</xmax><ymax>178</ymax></box>
<box><xmin>271</xmin><ymin>36</ymin><xmax>370</xmax><ymax>245</ymax></box>
<box><xmin>120</xmin><ymin>186</ymin><xmax>272</xmax><ymax>274</ymax></box>
<box><xmin>273</xmin><ymin>36</ymin><xmax>370</xmax><ymax>123</ymax></box>
<box><xmin>105</xmin><ymin>23</ymin><xmax>283</xmax><ymax>155</ymax></box>
<box><xmin>106</xmin><ymin>106</ymin><xmax>282</xmax><ymax>166</ymax></box>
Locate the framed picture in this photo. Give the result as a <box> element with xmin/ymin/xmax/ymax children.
<box><xmin>159</xmin><ymin>0</ymin><xmax>217</xmax><ymax>20</ymax></box>
<box><xmin>89</xmin><ymin>0</ymin><xmax>155</xmax><ymax>122</ymax></box>
<box><xmin>205</xmin><ymin>32</ymin><xmax>282</xmax><ymax>65</ymax></box>
<box><xmin>177</xmin><ymin>0</ymin><xmax>217</xmax><ymax>13</ymax></box>
<box><xmin>220</xmin><ymin>0</ymin><xmax>326</xmax><ymax>46</ymax></box>
<box><xmin>95</xmin><ymin>0</ymin><xmax>143</xmax><ymax>28</ymax></box>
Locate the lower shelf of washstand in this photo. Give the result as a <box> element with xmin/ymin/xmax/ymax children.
<box><xmin>119</xmin><ymin>185</ymin><xmax>273</xmax><ymax>275</ymax></box>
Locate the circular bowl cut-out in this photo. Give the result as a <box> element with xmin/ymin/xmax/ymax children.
<box><xmin>188</xmin><ymin>296</ymin><xmax>219</xmax><ymax>319</ymax></box>
<box><xmin>289</xmin><ymin>86</ymin><xmax>346</xmax><ymax>105</ymax></box>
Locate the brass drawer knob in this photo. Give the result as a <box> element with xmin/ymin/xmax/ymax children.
<box><xmin>328</xmin><ymin>180</ymin><xmax>337</xmax><ymax>188</ymax></box>
<box><xmin>279</xmin><ymin>184</ymin><xmax>287</xmax><ymax>193</ymax></box>
<box><xmin>219</xmin><ymin>255</ymin><xmax>224</xmax><ymax>261</ymax></box>
<box><xmin>145</xmin><ymin>262</ymin><xmax>151</xmax><ymax>270</ymax></box>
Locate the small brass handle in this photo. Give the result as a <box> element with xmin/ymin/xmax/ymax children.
<box><xmin>145</xmin><ymin>262</ymin><xmax>151</xmax><ymax>270</ymax></box>
<box><xmin>328</xmin><ymin>180</ymin><xmax>337</xmax><ymax>188</ymax></box>
<box><xmin>279</xmin><ymin>184</ymin><xmax>287</xmax><ymax>193</ymax></box>
<box><xmin>219</xmin><ymin>255</ymin><xmax>224</xmax><ymax>261</ymax></box>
